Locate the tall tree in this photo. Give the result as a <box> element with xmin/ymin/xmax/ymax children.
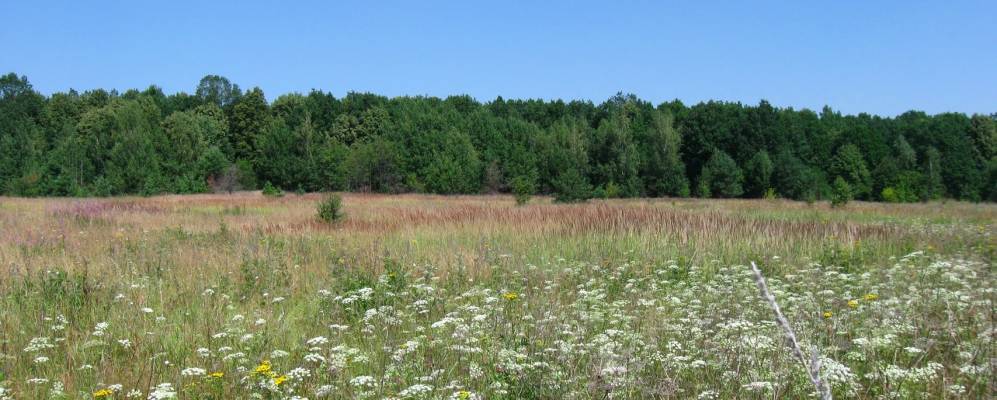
<box><xmin>640</xmin><ymin>110</ymin><xmax>688</xmax><ymax>197</ymax></box>
<box><xmin>229</xmin><ymin>87</ymin><xmax>269</xmax><ymax>163</ymax></box>
<box><xmin>698</xmin><ymin>149</ymin><xmax>744</xmax><ymax>198</ymax></box>
<box><xmin>195</xmin><ymin>75</ymin><xmax>242</xmax><ymax>108</ymax></box>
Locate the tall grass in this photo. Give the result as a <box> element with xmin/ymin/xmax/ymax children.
<box><xmin>0</xmin><ymin>193</ymin><xmax>992</xmax><ymax>398</ymax></box>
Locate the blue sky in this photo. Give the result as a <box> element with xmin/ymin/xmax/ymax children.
<box><xmin>3</xmin><ymin>1</ymin><xmax>995</xmax><ymax>116</ymax></box>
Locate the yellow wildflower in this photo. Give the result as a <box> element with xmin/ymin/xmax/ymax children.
<box><xmin>864</xmin><ymin>293</ymin><xmax>878</xmax><ymax>301</ymax></box>
<box><xmin>458</xmin><ymin>390</ymin><xmax>472</xmax><ymax>399</ymax></box>
<box><xmin>847</xmin><ymin>299</ymin><xmax>859</xmax><ymax>309</ymax></box>
<box><xmin>209</xmin><ymin>371</ymin><xmax>224</xmax><ymax>378</ymax></box>
<box><xmin>93</xmin><ymin>388</ymin><xmax>114</xmax><ymax>398</ymax></box>
<box><xmin>503</xmin><ymin>292</ymin><xmax>519</xmax><ymax>301</ymax></box>
<box><xmin>273</xmin><ymin>375</ymin><xmax>288</xmax><ymax>386</ymax></box>
<box><xmin>254</xmin><ymin>360</ymin><xmax>272</xmax><ymax>375</ymax></box>
<box><xmin>823</xmin><ymin>311</ymin><xmax>833</xmax><ymax>319</ymax></box>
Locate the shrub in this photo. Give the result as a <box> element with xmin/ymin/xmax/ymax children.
<box><xmin>261</xmin><ymin>181</ymin><xmax>283</xmax><ymax>197</ymax></box>
<box><xmin>604</xmin><ymin>181</ymin><xmax>621</xmax><ymax>199</ymax></box>
<box><xmin>763</xmin><ymin>187</ymin><xmax>778</xmax><ymax>200</ymax></box>
<box><xmin>552</xmin><ymin>169</ymin><xmax>592</xmax><ymax>203</ymax></box>
<box><xmin>881</xmin><ymin>187</ymin><xmax>900</xmax><ymax>203</ymax></box>
<box><xmin>510</xmin><ymin>176</ymin><xmax>535</xmax><ymax>206</ymax></box>
<box><xmin>317</xmin><ymin>194</ymin><xmax>345</xmax><ymax>223</ymax></box>
<box><xmin>831</xmin><ymin>176</ymin><xmax>852</xmax><ymax>208</ymax></box>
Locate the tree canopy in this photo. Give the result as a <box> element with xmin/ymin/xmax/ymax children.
<box><xmin>0</xmin><ymin>72</ymin><xmax>993</xmax><ymax>202</ymax></box>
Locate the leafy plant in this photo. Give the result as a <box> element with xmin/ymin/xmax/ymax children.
<box><xmin>317</xmin><ymin>194</ymin><xmax>345</xmax><ymax>223</ymax></box>
<box><xmin>261</xmin><ymin>181</ymin><xmax>283</xmax><ymax>197</ymax></box>
<box><xmin>831</xmin><ymin>176</ymin><xmax>852</xmax><ymax>208</ymax></box>
<box><xmin>510</xmin><ymin>175</ymin><xmax>535</xmax><ymax>206</ymax></box>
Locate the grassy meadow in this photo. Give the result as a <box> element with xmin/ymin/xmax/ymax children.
<box><xmin>0</xmin><ymin>193</ymin><xmax>993</xmax><ymax>399</ymax></box>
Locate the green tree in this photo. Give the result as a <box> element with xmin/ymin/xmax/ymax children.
<box><xmin>105</xmin><ymin>100</ymin><xmax>165</xmax><ymax>194</ymax></box>
<box><xmin>552</xmin><ymin>168</ymin><xmax>592</xmax><ymax>203</ymax></box>
<box><xmin>421</xmin><ymin>129</ymin><xmax>481</xmax><ymax>194</ymax></box>
<box><xmin>345</xmin><ymin>138</ymin><xmax>405</xmax><ymax>193</ymax></box>
<box><xmin>195</xmin><ymin>75</ymin><xmax>242</xmax><ymax>108</ymax></box>
<box><xmin>640</xmin><ymin>110</ymin><xmax>689</xmax><ymax>197</ymax></box>
<box><xmin>699</xmin><ymin>150</ymin><xmax>744</xmax><ymax>198</ymax></box>
<box><xmin>744</xmin><ymin>150</ymin><xmax>774</xmax><ymax>197</ymax></box>
<box><xmin>831</xmin><ymin>176</ymin><xmax>852</xmax><ymax>207</ymax></box>
<box><xmin>510</xmin><ymin>175</ymin><xmax>535</xmax><ymax>205</ymax></box>
<box><xmin>161</xmin><ymin>111</ymin><xmax>223</xmax><ymax>178</ymax></box>
<box><xmin>830</xmin><ymin>144</ymin><xmax>872</xmax><ymax>199</ymax></box>
<box><xmin>921</xmin><ymin>147</ymin><xmax>945</xmax><ymax>200</ymax></box>
<box><xmin>229</xmin><ymin>87</ymin><xmax>269</xmax><ymax>162</ymax></box>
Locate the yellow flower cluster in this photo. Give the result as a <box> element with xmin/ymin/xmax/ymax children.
<box><xmin>254</xmin><ymin>360</ymin><xmax>272</xmax><ymax>374</ymax></box>
<box><xmin>503</xmin><ymin>292</ymin><xmax>519</xmax><ymax>301</ymax></box>
<box><xmin>252</xmin><ymin>360</ymin><xmax>286</xmax><ymax>386</ymax></box>
<box><xmin>93</xmin><ymin>389</ymin><xmax>114</xmax><ymax>398</ymax></box>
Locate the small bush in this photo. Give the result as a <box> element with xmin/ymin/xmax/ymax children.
<box><xmin>604</xmin><ymin>182</ymin><xmax>621</xmax><ymax>199</ymax></box>
<box><xmin>831</xmin><ymin>176</ymin><xmax>852</xmax><ymax>208</ymax></box>
<box><xmin>317</xmin><ymin>194</ymin><xmax>345</xmax><ymax>223</ymax></box>
<box><xmin>510</xmin><ymin>176</ymin><xmax>535</xmax><ymax>206</ymax></box>
<box><xmin>763</xmin><ymin>187</ymin><xmax>778</xmax><ymax>200</ymax></box>
<box><xmin>262</xmin><ymin>181</ymin><xmax>283</xmax><ymax>197</ymax></box>
<box><xmin>881</xmin><ymin>187</ymin><xmax>899</xmax><ymax>203</ymax></box>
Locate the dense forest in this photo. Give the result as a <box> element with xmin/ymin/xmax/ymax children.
<box><xmin>1</xmin><ymin>73</ymin><xmax>994</xmax><ymax>202</ymax></box>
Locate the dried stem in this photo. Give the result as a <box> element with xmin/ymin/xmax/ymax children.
<box><xmin>750</xmin><ymin>261</ymin><xmax>832</xmax><ymax>400</ymax></box>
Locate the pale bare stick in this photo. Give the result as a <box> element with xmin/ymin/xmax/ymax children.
<box><xmin>750</xmin><ymin>261</ymin><xmax>832</xmax><ymax>400</ymax></box>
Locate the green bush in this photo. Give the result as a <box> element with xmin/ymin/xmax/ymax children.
<box><xmin>831</xmin><ymin>176</ymin><xmax>852</xmax><ymax>208</ymax></box>
<box><xmin>510</xmin><ymin>176</ymin><xmax>535</xmax><ymax>206</ymax></box>
<box><xmin>262</xmin><ymin>181</ymin><xmax>284</xmax><ymax>197</ymax></box>
<box><xmin>881</xmin><ymin>187</ymin><xmax>900</xmax><ymax>203</ymax></box>
<box><xmin>317</xmin><ymin>194</ymin><xmax>345</xmax><ymax>223</ymax></box>
<box><xmin>552</xmin><ymin>169</ymin><xmax>592</xmax><ymax>203</ymax></box>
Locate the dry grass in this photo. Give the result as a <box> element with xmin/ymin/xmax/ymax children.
<box><xmin>1</xmin><ymin>193</ymin><xmax>992</xmax><ymax>284</ymax></box>
<box><xmin>0</xmin><ymin>193</ymin><xmax>993</xmax><ymax>399</ymax></box>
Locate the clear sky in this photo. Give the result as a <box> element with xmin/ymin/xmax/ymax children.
<box><xmin>3</xmin><ymin>1</ymin><xmax>995</xmax><ymax>116</ymax></box>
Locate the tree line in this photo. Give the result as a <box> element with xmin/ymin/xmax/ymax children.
<box><xmin>1</xmin><ymin>73</ymin><xmax>994</xmax><ymax>202</ymax></box>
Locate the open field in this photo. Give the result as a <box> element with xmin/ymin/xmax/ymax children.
<box><xmin>0</xmin><ymin>193</ymin><xmax>994</xmax><ymax>399</ymax></box>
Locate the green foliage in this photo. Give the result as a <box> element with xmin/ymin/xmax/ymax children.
<box><xmin>831</xmin><ymin>176</ymin><xmax>852</xmax><ymax>207</ymax></box>
<box><xmin>345</xmin><ymin>138</ymin><xmax>405</xmax><ymax>193</ymax></box>
<box><xmin>317</xmin><ymin>194</ymin><xmax>345</xmax><ymax>223</ymax></box>
<box><xmin>773</xmin><ymin>150</ymin><xmax>823</xmax><ymax>201</ymax></box>
<box><xmin>234</xmin><ymin>159</ymin><xmax>257</xmax><ymax>190</ymax></box>
<box><xmin>699</xmin><ymin>150</ymin><xmax>744</xmax><ymax>198</ymax></box>
<box><xmin>744</xmin><ymin>150</ymin><xmax>774</xmax><ymax>197</ymax></box>
<box><xmin>552</xmin><ymin>169</ymin><xmax>592</xmax><ymax>203</ymax></box>
<box><xmin>640</xmin><ymin>110</ymin><xmax>689</xmax><ymax>197</ymax></box>
<box><xmin>831</xmin><ymin>144</ymin><xmax>872</xmax><ymax>199</ymax></box>
<box><xmin>510</xmin><ymin>175</ymin><xmax>535</xmax><ymax>206</ymax></box>
<box><xmin>0</xmin><ymin>73</ymin><xmax>992</xmax><ymax>203</ymax></box>
<box><xmin>261</xmin><ymin>181</ymin><xmax>283</xmax><ymax>197</ymax></box>
<box><xmin>421</xmin><ymin>130</ymin><xmax>481</xmax><ymax>194</ymax></box>
<box><xmin>881</xmin><ymin>187</ymin><xmax>901</xmax><ymax>203</ymax></box>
